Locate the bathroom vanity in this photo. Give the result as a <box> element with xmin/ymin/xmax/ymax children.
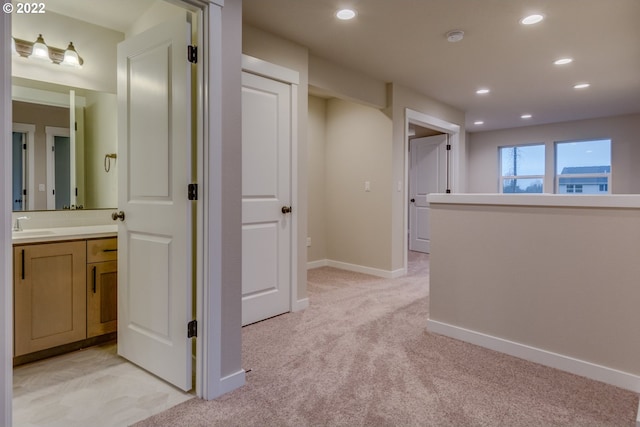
<box><xmin>12</xmin><ymin>225</ymin><xmax>117</xmax><ymax>364</ymax></box>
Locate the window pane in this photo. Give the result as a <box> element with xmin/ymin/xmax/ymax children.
<box><xmin>500</xmin><ymin>145</ymin><xmax>545</xmax><ymax>176</ymax></box>
<box><xmin>556</xmin><ymin>139</ymin><xmax>611</xmax><ymax>194</ymax></box>
<box><xmin>502</xmin><ymin>178</ymin><xmax>543</xmax><ymax>193</ymax></box>
<box><xmin>556</xmin><ymin>139</ymin><xmax>611</xmax><ymax>175</ymax></box>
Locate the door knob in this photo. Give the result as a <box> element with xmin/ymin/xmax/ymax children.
<box><xmin>410</xmin><ymin>198</ymin><xmax>415</xmax><ymax>203</ymax></box>
<box><xmin>281</xmin><ymin>206</ymin><xmax>292</xmax><ymax>214</ymax></box>
<box><xmin>111</xmin><ymin>211</ymin><xmax>125</xmax><ymax>221</ymax></box>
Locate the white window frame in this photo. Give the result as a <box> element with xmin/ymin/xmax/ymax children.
<box><xmin>498</xmin><ymin>143</ymin><xmax>545</xmax><ymax>193</ymax></box>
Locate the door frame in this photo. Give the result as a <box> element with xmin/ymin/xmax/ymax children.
<box><xmin>45</xmin><ymin>126</ymin><xmax>72</xmax><ymax>210</ymax></box>
<box><xmin>0</xmin><ymin>1</ymin><xmax>243</xmax><ymax>424</ymax></box>
<box><xmin>403</xmin><ymin>108</ymin><xmax>461</xmax><ymax>272</ymax></box>
<box><xmin>11</xmin><ymin>123</ymin><xmax>35</xmax><ymax>211</ymax></box>
<box><xmin>241</xmin><ymin>54</ymin><xmax>301</xmax><ymax>318</ymax></box>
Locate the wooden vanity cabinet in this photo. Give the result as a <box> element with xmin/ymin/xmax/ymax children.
<box><xmin>86</xmin><ymin>238</ymin><xmax>118</xmax><ymax>337</ymax></box>
<box><xmin>13</xmin><ymin>241</ymin><xmax>87</xmax><ymax>357</ymax></box>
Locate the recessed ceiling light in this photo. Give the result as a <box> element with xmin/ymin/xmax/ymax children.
<box><xmin>521</xmin><ymin>114</ymin><xmax>532</xmax><ymax>119</ymax></box>
<box><xmin>474</xmin><ymin>120</ymin><xmax>484</xmax><ymax>125</ymax></box>
<box><xmin>574</xmin><ymin>83</ymin><xmax>590</xmax><ymax>89</ymax></box>
<box><xmin>476</xmin><ymin>88</ymin><xmax>490</xmax><ymax>95</ymax></box>
<box><xmin>554</xmin><ymin>58</ymin><xmax>573</xmax><ymax>65</ymax></box>
<box><xmin>520</xmin><ymin>14</ymin><xmax>544</xmax><ymax>25</ymax></box>
<box><xmin>336</xmin><ymin>9</ymin><xmax>356</xmax><ymax>20</ymax></box>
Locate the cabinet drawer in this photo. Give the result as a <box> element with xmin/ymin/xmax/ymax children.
<box><xmin>87</xmin><ymin>238</ymin><xmax>118</xmax><ymax>263</ymax></box>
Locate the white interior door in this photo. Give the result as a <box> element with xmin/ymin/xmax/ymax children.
<box><xmin>409</xmin><ymin>134</ymin><xmax>447</xmax><ymax>253</ymax></box>
<box><xmin>116</xmin><ymin>15</ymin><xmax>193</xmax><ymax>391</ymax></box>
<box><xmin>241</xmin><ymin>71</ymin><xmax>292</xmax><ymax>326</ymax></box>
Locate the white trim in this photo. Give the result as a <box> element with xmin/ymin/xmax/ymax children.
<box><xmin>12</xmin><ymin>123</ymin><xmax>35</xmax><ymax>210</ymax></box>
<box><xmin>404</xmin><ymin>108</ymin><xmax>461</xmax><ymax>279</ymax></box>
<box><xmin>307</xmin><ymin>259</ymin><xmax>328</xmax><ymax>269</ymax></box>
<box><xmin>427</xmin><ymin>319</ymin><xmax>640</xmax><ymax>393</ymax></box>
<box><xmin>326</xmin><ymin>259</ymin><xmax>406</xmax><ymax>279</ymax></box>
<box><xmin>289</xmin><ymin>83</ymin><xmax>300</xmax><ymax>315</ymax></box>
<box><xmin>292</xmin><ymin>298</ymin><xmax>309</xmax><ymax>312</ymax></box>
<box><xmin>242</xmin><ymin>55</ymin><xmax>300</xmax><ymax>85</ymax></box>
<box><xmin>427</xmin><ymin>193</ymin><xmax>640</xmax><ymax>209</ymax></box>
<box><xmin>218</xmin><ymin>369</ymin><xmax>246</xmax><ymax>395</ymax></box>
<box><xmin>1</xmin><ymin>11</ymin><xmax>12</xmax><ymax>427</ymax></box>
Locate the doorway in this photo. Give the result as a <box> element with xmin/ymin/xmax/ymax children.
<box><xmin>4</xmin><ymin>1</ymin><xmax>207</xmax><ymax>424</ymax></box>
<box><xmin>408</xmin><ymin>132</ymin><xmax>447</xmax><ymax>253</ymax></box>
<box><xmin>403</xmin><ymin>108</ymin><xmax>461</xmax><ymax>272</ymax></box>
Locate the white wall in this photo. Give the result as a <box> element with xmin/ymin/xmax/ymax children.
<box><xmin>467</xmin><ymin>113</ymin><xmax>640</xmax><ymax>194</ymax></box>
<box><xmin>12</xmin><ymin>11</ymin><xmax>123</xmax><ymax>94</ymax></box>
<box><xmin>307</xmin><ymin>95</ymin><xmax>327</xmax><ymax>263</ymax></box>
<box><xmin>429</xmin><ymin>195</ymin><xmax>640</xmax><ymax>390</ymax></box>
<box><xmin>84</xmin><ymin>91</ymin><xmax>117</xmax><ymax>208</ymax></box>
<box><xmin>325</xmin><ymin>98</ymin><xmax>393</xmax><ymax>270</ymax></box>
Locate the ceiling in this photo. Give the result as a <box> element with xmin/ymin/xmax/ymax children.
<box><xmin>37</xmin><ymin>0</ymin><xmax>156</xmax><ymax>32</ymax></box>
<box><xmin>243</xmin><ymin>0</ymin><xmax>640</xmax><ymax>132</ymax></box>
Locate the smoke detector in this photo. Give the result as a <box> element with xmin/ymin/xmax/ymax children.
<box><xmin>446</xmin><ymin>30</ymin><xmax>465</xmax><ymax>43</ymax></box>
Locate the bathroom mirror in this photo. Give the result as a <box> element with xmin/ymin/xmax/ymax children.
<box><xmin>12</xmin><ymin>77</ymin><xmax>117</xmax><ymax>211</ymax></box>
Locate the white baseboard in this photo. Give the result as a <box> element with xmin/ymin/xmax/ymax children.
<box><xmin>427</xmin><ymin>319</ymin><xmax>640</xmax><ymax>393</ymax></box>
<box><xmin>292</xmin><ymin>297</ymin><xmax>309</xmax><ymax>312</ymax></box>
<box><xmin>218</xmin><ymin>369</ymin><xmax>246</xmax><ymax>396</ymax></box>
<box><xmin>307</xmin><ymin>259</ymin><xmax>405</xmax><ymax>278</ymax></box>
<box><xmin>307</xmin><ymin>259</ymin><xmax>328</xmax><ymax>269</ymax></box>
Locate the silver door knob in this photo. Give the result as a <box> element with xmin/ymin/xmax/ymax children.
<box><xmin>111</xmin><ymin>211</ymin><xmax>125</xmax><ymax>221</ymax></box>
<box><xmin>281</xmin><ymin>206</ymin><xmax>292</xmax><ymax>214</ymax></box>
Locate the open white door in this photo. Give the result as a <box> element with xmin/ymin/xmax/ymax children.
<box><xmin>116</xmin><ymin>15</ymin><xmax>193</xmax><ymax>391</ymax></box>
<box><xmin>409</xmin><ymin>134</ymin><xmax>447</xmax><ymax>253</ymax></box>
<box><xmin>241</xmin><ymin>71</ymin><xmax>292</xmax><ymax>326</ymax></box>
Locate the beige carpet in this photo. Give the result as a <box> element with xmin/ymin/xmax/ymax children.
<box><xmin>134</xmin><ymin>252</ymin><xmax>638</xmax><ymax>426</ymax></box>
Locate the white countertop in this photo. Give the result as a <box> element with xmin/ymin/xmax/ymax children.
<box><xmin>12</xmin><ymin>224</ymin><xmax>117</xmax><ymax>244</ymax></box>
<box><xmin>427</xmin><ymin>193</ymin><xmax>640</xmax><ymax>209</ymax></box>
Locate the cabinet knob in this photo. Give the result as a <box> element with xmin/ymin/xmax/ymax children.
<box><xmin>111</xmin><ymin>211</ymin><xmax>125</xmax><ymax>221</ymax></box>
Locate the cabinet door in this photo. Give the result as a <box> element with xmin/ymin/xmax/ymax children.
<box><xmin>87</xmin><ymin>261</ymin><xmax>118</xmax><ymax>338</ymax></box>
<box><xmin>14</xmin><ymin>241</ymin><xmax>87</xmax><ymax>356</ymax></box>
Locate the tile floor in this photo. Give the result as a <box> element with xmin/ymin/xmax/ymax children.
<box><xmin>13</xmin><ymin>343</ymin><xmax>193</xmax><ymax>427</ymax></box>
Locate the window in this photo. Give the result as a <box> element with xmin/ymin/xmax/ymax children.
<box><xmin>499</xmin><ymin>144</ymin><xmax>545</xmax><ymax>193</ymax></box>
<box><xmin>556</xmin><ymin>139</ymin><xmax>611</xmax><ymax>194</ymax></box>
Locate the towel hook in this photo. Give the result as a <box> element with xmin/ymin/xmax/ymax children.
<box><xmin>104</xmin><ymin>153</ymin><xmax>117</xmax><ymax>172</ymax></box>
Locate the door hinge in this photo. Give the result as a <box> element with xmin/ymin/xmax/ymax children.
<box><xmin>188</xmin><ymin>45</ymin><xmax>197</xmax><ymax>64</ymax></box>
<box><xmin>188</xmin><ymin>183</ymin><xmax>198</xmax><ymax>200</ymax></box>
<box><xmin>446</xmin><ymin>144</ymin><xmax>451</xmax><ymax>151</ymax></box>
<box><xmin>187</xmin><ymin>320</ymin><xmax>197</xmax><ymax>338</ymax></box>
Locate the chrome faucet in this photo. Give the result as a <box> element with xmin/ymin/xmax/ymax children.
<box><xmin>13</xmin><ymin>216</ymin><xmax>30</xmax><ymax>232</ymax></box>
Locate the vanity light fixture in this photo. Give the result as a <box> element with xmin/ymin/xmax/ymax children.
<box><xmin>574</xmin><ymin>83</ymin><xmax>590</xmax><ymax>89</ymax></box>
<box><xmin>521</xmin><ymin>114</ymin><xmax>532</xmax><ymax>119</ymax></box>
<box><xmin>474</xmin><ymin>120</ymin><xmax>484</xmax><ymax>125</ymax></box>
<box><xmin>476</xmin><ymin>88</ymin><xmax>490</xmax><ymax>95</ymax></box>
<box><xmin>336</xmin><ymin>9</ymin><xmax>356</xmax><ymax>20</ymax></box>
<box><xmin>12</xmin><ymin>34</ymin><xmax>84</xmax><ymax>67</ymax></box>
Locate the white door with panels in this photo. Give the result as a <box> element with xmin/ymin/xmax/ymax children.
<box><xmin>116</xmin><ymin>15</ymin><xmax>194</xmax><ymax>391</ymax></box>
<box><xmin>241</xmin><ymin>70</ymin><xmax>292</xmax><ymax>326</ymax></box>
<box><xmin>409</xmin><ymin>134</ymin><xmax>448</xmax><ymax>253</ymax></box>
